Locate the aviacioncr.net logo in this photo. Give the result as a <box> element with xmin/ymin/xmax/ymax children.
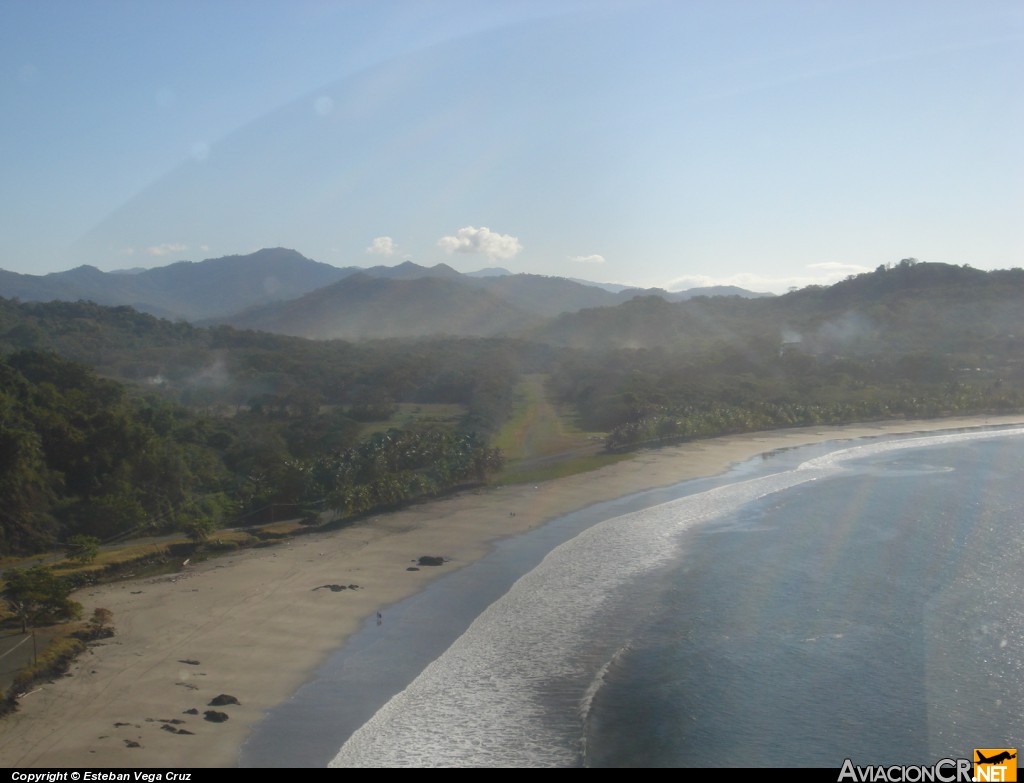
<box><xmin>838</xmin><ymin>758</ymin><xmax>973</xmax><ymax>782</ymax></box>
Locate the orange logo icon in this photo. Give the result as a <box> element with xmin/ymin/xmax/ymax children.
<box><xmin>974</xmin><ymin>749</ymin><xmax>1017</xmax><ymax>782</ymax></box>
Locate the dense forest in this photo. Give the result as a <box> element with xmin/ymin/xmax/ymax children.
<box><xmin>0</xmin><ymin>343</ymin><xmax>510</xmax><ymax>554</ymax></box>
<box><xmin>1</xmin><ymin>259</ymin><xmax>1022</xmax><ymax>555</ymax></box>
<box><xmin>547</xmin><ymin>262</ymin><xmax>1024</xmax><ymax>448</ymax></box>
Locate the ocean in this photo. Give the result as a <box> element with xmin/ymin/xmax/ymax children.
<box><xmin>240</xmin><ymin>426</ymin><xmax>1024</xmax><ymax>767</ymax></box>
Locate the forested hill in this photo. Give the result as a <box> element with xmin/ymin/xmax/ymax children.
<box><xmin>0</xmin><ymin>300</ymin><xmax>528</xmax><ymax>555</ymax></box>
<box><xmin>541</xmin><ymin>262</ymin><xmax>1024</xmax><ymax>449</ymax></box>
<box><xmin>3</xmin><ymin>260</ymin><xmax>1022</xmax><ymax>402</ymax></box>
<box><xmin>532</xmin><ymin>261</ymin><xmax>1024</xmax><ymax>357</ymax></box>
<box><xmin>2</xmin><ymin>259</ymin><xmax>1023</xmax><ymax>554</ymax></box>
<box><xmin>0</xmin><ymin>346</ymin><xmax>511</xmax><ymax>555</ymax></box>
<box><xmin>2</xmin><ymin>260</ymin><xmax>1023</xmax><ymax>401</ymax></box>
<box><xmin>0</xmin><ymin>297</ymin><xmax>535</xmax><ymax>432</ymax></box>
<box><xmin>222</xmin><ymin>274</ymin><xmax>537</xmax><ymax>339</ymax></box>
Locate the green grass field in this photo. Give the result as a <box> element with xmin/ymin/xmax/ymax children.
<box><xmin>356</xmin><ymin>402</ymin><xmax>467</xmax><ymax>437</ymax></box>
<box><xmin>491</xmin><ymin>374</ymin><xmax>628</xmax><ymax>483</ymax></box>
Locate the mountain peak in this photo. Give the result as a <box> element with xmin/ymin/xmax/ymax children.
<box><xmin>59</xmin><ymin>265</ymin><xmax>105</xmax><ymax>278</ymax></box>
<box><xmin>429</xmin><ymin>262</ymin><xmax>461</xmax><ymax>276</ymax></box>
<box><xmin>467</xmin><ymin>267</ymin><xmax>512</xmax><ymax>278</ymax></box>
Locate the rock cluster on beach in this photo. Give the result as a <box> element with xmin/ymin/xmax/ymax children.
<box><xmin>102</xmin><ymin>653</ymin><xmax>243</xmax><ymax>749</ymax></box>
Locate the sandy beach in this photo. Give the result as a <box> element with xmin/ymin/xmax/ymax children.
<box><xmin>1</xmin><ymin>415</ymin><xmax>1022</xmax><ymax>768</ymax></box>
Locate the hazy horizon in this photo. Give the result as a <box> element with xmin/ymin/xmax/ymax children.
<box><xmin>3</xmin><ymin>1</ymin><xmax>1021</xmax><ymax>293</ymax></box>
<box><xmin>2</xmin><ymin>245</ymin><xmax>789</xmax><ymax>296</ymax></box>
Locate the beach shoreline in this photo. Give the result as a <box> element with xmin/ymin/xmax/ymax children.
<box><xmin>2</xmin><ymin>415</ymin><xmax>1022</xmax><ymax>768</ymax></box>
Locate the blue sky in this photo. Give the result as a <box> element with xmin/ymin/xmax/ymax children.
<box><xmin>2</xmin><ymin>0</ymin><xmax>1021</xmax><ymax>293</ymax></box>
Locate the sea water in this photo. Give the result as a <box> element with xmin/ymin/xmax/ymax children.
<box><xmin>243</xmin><ymin>426</ymin><xmax>1024</xmax><ymax>767</ymax></box>
<box><xmin>585</xmin><ymin>431</ymin><xmax>1024</xmax><ymax>767</ymax></box>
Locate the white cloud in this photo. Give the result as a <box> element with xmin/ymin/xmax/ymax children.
<box><xmin>569</xmin><ymin>254</ymin><xmax>606</xmax><ymax>264</ymax></box>
<box><xmin>366</xmin><ymin>236</ymin><xmax>397</xmax><ymax>256</ymax></box>
<box><xmin>437</xmin><ymin>226</ymin><xmax>521</xmax><ymax>260</ymax></box>
<box><xmin>657</xmin><ymin>261</ymin><xmax>873</xmax><ymax>294</ymax></box>
<box><xmin>806</xmin><ymin>261</ymin><xmax>872</xmax><ymax>274</ymax></box>
<box><xmin>145</xmin><ymin>243</ymin><xmax>187</xmax><ymax>257</ymax></box>
<box><xmin>661</xmin><ymin>271</ymin><xmax>840</xmax><ymax>295</ymax></box>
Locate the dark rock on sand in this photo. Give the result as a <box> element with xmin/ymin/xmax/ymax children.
<box><xmin>208</xmin><ymin>694</ymin><xmax>240</xmax><ymax>706</ymax></box>
<box><xmin>204</xmin><ymin>710</ymin><xmax>230</xmax><ymax>723</ymax></box>
<box><xmin>161</xmin><ymin>724</ymin><xmax>194</xmax><ymax>735</ymax></box>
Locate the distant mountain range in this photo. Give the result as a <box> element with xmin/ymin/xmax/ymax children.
<box><xmin>0</xmin><ymin>248</ymin><xmax>772</xmax><ymax>339</ymax></box>
<box><xmin>3</xmin><ymin>258</ymin><xmax>1022</xmax><ymax>369</ymax></box>
<box><xmin>0</xmin><ymin>248</ymin><xmax>351</xmax><ymax>321</ymax></box>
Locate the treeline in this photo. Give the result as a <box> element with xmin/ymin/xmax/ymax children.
<box><xmin>0</xmin><ymin>350</ymin><xmax>232</xmax><ymax>553</ymax></box>
<box><xmin>0</xmin><ymin>350</ymin><xmax>508</xmax><ymax>555</ymax></box>
<box><xmin>544</xmin><ymin>262</ymin><xmax>1024</xmax><ymax>448</ymax></box>
<box><xmin>604</xmin><ymin>392</ymin><xmax>1024</xmax><ymax>451</ymax></box>
<box><xmin>0</xmin><ymin>300</ymin><xmax>539</xmax><ymax>554</ymax></box>
<box><xmin>548</xmin><ymin>343</ymin><xmax>1024</xmax><ymax>451</ymax></box>
<box><xmin>0</xmin><ymin>298</ymin><xmax>538</xmax><ymax>435</ymax></box>
<box><xmin>290</xmin><ymin>429</ymin><xmax>503</xmax><ymax>516</ymax></box>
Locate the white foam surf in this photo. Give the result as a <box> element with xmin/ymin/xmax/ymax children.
<box><xmin>329</xmin><ymin>427</ymin><xmax>1024</xmax><ymax>767</ymax></box>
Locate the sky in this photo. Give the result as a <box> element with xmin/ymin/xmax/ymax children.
<box><xmin>2</xmin><ymin>0</ymin><xmax>1021</xmax><ymax>293</ymax></box>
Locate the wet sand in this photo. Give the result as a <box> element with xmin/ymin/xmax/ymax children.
<box><xmin>1</xmin><ymin>416</ymin><xmax>1021</xmax><ymax>768</ymax></box>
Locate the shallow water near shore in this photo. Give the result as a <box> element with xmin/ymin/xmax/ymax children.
<box><xmin>239</xmin><ymin>457</ymin><xmax>739</xmax><ymax>767</ymax></box>
<box><xmin>241</xmin><ymin>426</ymin><xmax>1024</xmax><ymax>767</ymax></box>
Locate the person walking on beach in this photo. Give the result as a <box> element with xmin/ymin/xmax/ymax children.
<box><xmin>376</xmin><ymin>611</ymin><xmax>382</xmax><ymax>626</ymax></box>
